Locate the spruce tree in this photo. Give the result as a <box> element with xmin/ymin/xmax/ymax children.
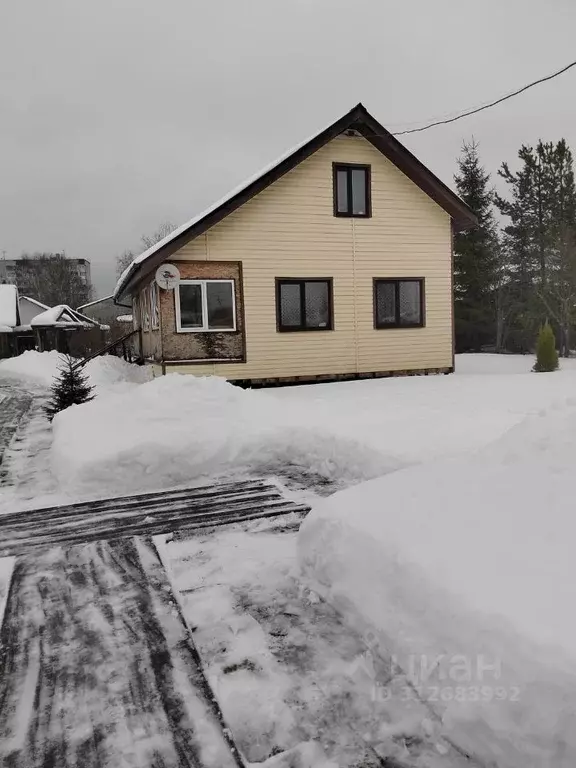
<box><xmin>453</xmin><ymin>140</ymin><xmax>499</xmax><ymax>352</ymax></box>
<box><xmin>534</xmin><ymin>322</ymin><xmax>559</xmax><ymax>372</ymax></box>
<box><xmin>496</xmin><ymin>139</ymin><xmax>576</xmax><ymax>353</ymax></box>
<box><xmin>44</xmin><ymin>355</ymin><xmax>95</xmax><ymax>421</ymax></box>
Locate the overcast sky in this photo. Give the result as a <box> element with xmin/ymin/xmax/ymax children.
<box><xmin>2</xmin><ymin>0</ymin><xmax>575</xmax><ymax>295</ymax></box>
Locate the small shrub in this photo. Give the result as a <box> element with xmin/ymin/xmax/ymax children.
<box><xmin>44</xmin><ymin>355</ymin><xmax>95</xmax><ymax>421</ymax></box>
<box><xmin>533</xmin><ymin>322</ymin><xmax>559</xmax><ymax>373</ymax></box>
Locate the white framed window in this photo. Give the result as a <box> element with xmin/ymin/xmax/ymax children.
<box><xmin>150</xmin><ymin>281</ymin><xmax>160</xmax><ymax>329</ymax></box>
<box><xmin>176</xmin><ymin>279</ymin><xmax>236</xmax><ymax>332</ymax></box>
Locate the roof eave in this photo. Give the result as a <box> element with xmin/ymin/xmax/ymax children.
<box><xmin>116</xmin><ymin>102</ymin><xmax>477</xmax><ymax>298</ymax></box>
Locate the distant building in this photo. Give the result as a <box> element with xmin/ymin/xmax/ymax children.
<box><xmin>0</xmin><ymin>256</ymin><xmax>92</xmax><ymax>286</ymax></box>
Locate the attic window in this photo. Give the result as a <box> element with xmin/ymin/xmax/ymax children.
<box><xmin>333</xmin><ymin>164</ymin><xmax>371</xmax><ymax>218</ymax></box>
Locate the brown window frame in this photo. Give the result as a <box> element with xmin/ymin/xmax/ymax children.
<box><xmin>333</xmin><ymin>163</ymin><xmax>371</xmax><ymax>218</ymax></box>
<box><xmin>373</xmin><ymin>278</ymin><xmax>425</xmax><ymax>329</ymax></box>
<box><xmin>276</xmin><ymin>278</ymin><xmax>334</xmax><ymax>332</ymax></box>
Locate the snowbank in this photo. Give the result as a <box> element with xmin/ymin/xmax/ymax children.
<box><xmin>0</xmin><ymin>350</ymin><xmax>150</xmax><ymax>392</ymax></box>
<box><xmin>51</xmin><ymin>374</ymin><xmax>396</xmax><ymax>496</ymax></box>
<box><xmin>298</xmin><ymin>402</ymin><xmax>576</xmax><ymax>767</ymax></box>
<box><xmin>0</xmin><ymin>350</ymin><xmax>63</xmax><ymax>385</ymax></box>
<box><xmin>0</xmin><ymin>284</ymin><xmax>18</xmax><ymax>328</ymax></box>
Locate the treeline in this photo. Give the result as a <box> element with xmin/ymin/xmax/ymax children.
<box><xmin>14</xmin><ymin>253</ymin><xmax>93</xmax><ymax>309</ymax></box>
<box><xmin>454</xmin><ymin>138</ymin><xmax>576</xmax><ymax>356</ymax></box>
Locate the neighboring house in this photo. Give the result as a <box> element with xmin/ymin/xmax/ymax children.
<box><xmin>31</xmin><ymin>305</ymin><xmax>104</xmax><ymax>355</ymax></box>
<box><xmin>114</xmin><ymin>103</ymin><xmax>476</xmax><ymax>385</ymax></box>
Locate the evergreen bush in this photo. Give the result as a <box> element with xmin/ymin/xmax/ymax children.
<box><xmin>44</xmin><ymin>355</ymin><xmax>95</xmax><ymax>421</ymax></box>
<box><xmin>533</xmin><ymin>322</ymin><xmax>559</xmax><ymax>372</ymax></box>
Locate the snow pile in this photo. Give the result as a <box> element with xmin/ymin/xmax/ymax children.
<box><xmin>0</xmin><ymin>351</ymin><xmax>150</xmax><ymax>393</ymax></box>
<box><xmin>298</xmin><ymin>401</ymin><xmax>576</xmax><ymax>767</ymax></box>
<box><xmin>0</xmin><ymin>350</ymin><xmax>63</xmax><ymax>385</ymax></box>
<box><xmin>51</xmin><ymin>374</ymin><xmax>396</xmax><ymax>496</ymax></box>
<box><xmin>85</xmin><ymin>355</ymin><xmax>151</xmax><ymax>394</ymax></box>
<box><xmin>0</xmin><ymin>284</ymin><xmax>18</xmax><ymax>328</ymax></box>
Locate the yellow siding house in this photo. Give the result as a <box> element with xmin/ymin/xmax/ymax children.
<box><xmin>114</xmin><ymin>104</ymin><xmax>476</xmax><ymax>385</ymax></box>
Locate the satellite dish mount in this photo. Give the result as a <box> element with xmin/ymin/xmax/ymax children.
<box><xmin>155</xmin><ymin>264</ymin><xmax>180</xmax><ymax>290</ymax></box>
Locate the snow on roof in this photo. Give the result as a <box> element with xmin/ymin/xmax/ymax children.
<box><xmin>19</xmin><ymin>296</ymin><xmax>49</xmax><ymax>310</ymax></box>
<box><xmin>0</xmin><ymin>324</ymin><xmax>13</xmax><ymax>333</ymax></box>
<box><xmin>0</xmin><ymin>284</ymin><xmax>19</xmax><ymax>328</ymax></box>
<box><xmin>116</xmin><ymin>314</ymin><xmax>133</xmax><ymax>323</ymax></box>
<box><xmin>113</xmin><ymin>114</ymin><xmax>337</xmax><ymax>300</ymax></box>
<box><xmin>77</xmin><ymin>295</ymin><xmax>114</xmax><ymax>311</ymax></box>
<box><xmin>113</xmin><ymin>103</ymin><xmax>475</xmax><ymax>301</ymax></box>
<box><xmin>31</xmin><ymin>305</ymin><xmax>101</xmax><ymax>328</ymax></box>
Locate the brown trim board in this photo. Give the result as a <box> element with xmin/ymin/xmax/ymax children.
<box><xmin>116</xmin><ymin>103</ymin><xmax>477</xmax><ymax>301</ymax></box>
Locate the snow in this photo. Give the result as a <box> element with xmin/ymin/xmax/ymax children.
<box><xmin>298</xmin><ymin>393</ymin><xmax>576</xmax><ymax>766</ymax></box>
<box><xmin>50</xmin><ymin>373</ymin><xmax>399</xmax><ymax>497</ymax></box>
<box><xmin>30</xmin><ymin>304</ymin><xmax>95</xmax><ymax>327</ymax></box>
<box><xmin>0</xmin><ymin>350</ymin><xmax>150</xmax><ymax>392</ymax></box>
<box><xmin>0</xmin><ymin>284</ymin><xmax>19</xmax><ymax>328</ymax></box>
<box><xmin>4</xmin><ymin>352</ymin><xmax>576</xmax><ymax>763</ymax></box>
<box><xmin>158</xmin><ymin>516</ymin><xmax>461</xmax><ymax>766</ymax></box>
<box><xmin>0</xmin><ymin>557</ymin><xmax>15</xmax><ymax>629</ymax></box>
<box><xmin>116</xmin><ymin>314</ymin><xmax>132</xmax><ymax>323</ymax></box>
<box><xmin>77</xmin><ymin>295</ymin><xmax>113</xmax><ymax>311</ymax></box>
<box><xmin>49</xmin><ymin>354</ymin><xmax>576</xmax><ymax>500</ymax></box>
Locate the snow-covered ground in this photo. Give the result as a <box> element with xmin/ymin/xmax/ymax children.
<box><xmin>3</xmin><ymin>351</ymin><xmax>576</xmax><ymax>765</ymax></box>
<box><xmin>49</xmin><ymin>353</ymin><xmax>576</xmax><ymax>500</ymax></box>
<box><xmin>157</xmin><ymin>518</ymin><xmax>472</xmax><ymax>767</ymax></box>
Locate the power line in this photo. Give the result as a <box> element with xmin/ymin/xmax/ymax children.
<box><xmin>391</xmin><ymin>58</ymin><xmax>576</xmax><ymax>136</ymax></box>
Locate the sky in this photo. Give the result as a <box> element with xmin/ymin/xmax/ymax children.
<box><xmin>1</xmin><ymin>0</ymin><xmax>576</xmax><ymax>296</ymax></box>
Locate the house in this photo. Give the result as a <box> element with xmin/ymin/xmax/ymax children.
<box><xmin>114</xmin><ymin>103</ymin><xmax>476</xmax><ymax>385</ymax></box>
<box><xmin>31</xmin><ymin>305</ymin><xmax>105</xmax><ymax>355</ymax></box>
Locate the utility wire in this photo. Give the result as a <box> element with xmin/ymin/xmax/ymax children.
<box><xmin>391</xmin><ymin>58</ymin><xmax>576</xmax><ymax>136</ymax></box>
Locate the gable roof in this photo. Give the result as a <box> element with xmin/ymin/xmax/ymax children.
<box><xmin>31</xmin><ymin>305</ymin><xmax>101</xmax><ymax>328</ymax></box>
<box><xmin>114</xmin><ymin>103</ymin><xmax>477</xmax><ymax>301</ymax></box>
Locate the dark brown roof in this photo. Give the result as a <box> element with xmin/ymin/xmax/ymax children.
<box><xmin>115</xmin><ymin>103</ymin><xmax>476</xmax><ymax>301</ymax></box>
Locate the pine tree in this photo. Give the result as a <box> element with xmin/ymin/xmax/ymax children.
<box><xmin>44</xmin><ymin>355</ymin><xmax>95</xmax><ymax>421</ymax></box>
<box><xmin>496</xmin><ymin>139</ymin><xmax>576</xmax><ymax>353</ymax></box>
<box><xmin>453</xmin><ymin>140</ymin><xmax>499</xmax><ymax>352</ymax></box>
<box><xmin>533</xmin><ymin>322</ymin><xmax>559</xmax><ymax>372</ymax></box>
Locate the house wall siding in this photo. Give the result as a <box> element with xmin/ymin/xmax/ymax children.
<box><xmin>153</xmin><ymin>134</ymin><xmax>453</xmax><ymax>379</ymax></box>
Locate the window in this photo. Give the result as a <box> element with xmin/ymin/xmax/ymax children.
<box><xmin>276</xmin><ymin>279</ymin><xmax>333</xmax><ymax>331</ymax></box>
<box><xmin>150</xmin><ymin>281</ymin><xmax>160</xmax><ymax>329</ymax></box>
<box><xmin>333</xmin><ymin>164</ymin><xmax>371</xmax><ymax>217</ymax></box>
<box><xmin>374</xmin><ymin>279</ymin><xmax>424</xmax><ymax>328</ymax></box>
<box><xmin>176</xmin><ymin>280</ymin><xmax>236</xmax><ymax>332</ymax></box>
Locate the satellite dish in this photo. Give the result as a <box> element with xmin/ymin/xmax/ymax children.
<box><xmin>155</xmin><ymin>263</ymin><xmax>180</xmax><ymax>290</ymax></box>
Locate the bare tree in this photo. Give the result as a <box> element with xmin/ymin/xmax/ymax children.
<box><xmin>115</xmin><ymin>221</ymin><xmax>177</xmax><ymax>278</ymax></box>
<box><xmin>15</xmin><ymin>253</ymin><xmax>93</xmax><ymax>308</ymax></box>
<box><xmin>140</xmin><ymin>220</ymin><xmax>176</xmax><ymax>250</ymax></box>
<box><xmin>116</xmin><ymin>249</ymin><xmax>136</xmax><ymax>278</ymax></box>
